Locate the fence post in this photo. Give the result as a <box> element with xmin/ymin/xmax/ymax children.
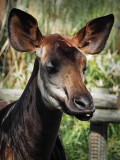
<box><xmin>89</xmin><ymin>122</ymin><xmax>108</xmax><ymax>160</ymax></box>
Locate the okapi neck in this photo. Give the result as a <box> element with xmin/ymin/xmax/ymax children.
<box><xmin>18</xmin><ymin>74</ymin><xmax>63</xmax><ymax>160</ymax></box>
<box><xmin>0</xmin><ymin>59</ymin><xmax>62</xmax><ymax>160</ymax></box>
<box><xmin>36</xmin><ymin>86</ymin><xmax>63</xmax><ymax>160</ymax></box>
<box><xmin>17</xmin><ymin>60</ymin><xmax>63</xmax><ymax>159</ymax></box>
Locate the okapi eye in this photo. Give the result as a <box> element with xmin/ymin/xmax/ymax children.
<box><xmin>83</xmin><ymin>66</ymin><xmax>88</xmax><ymax>75</ymax></box>
<box><xmin>46</xmin><ymin>62</ymin><xmax>58</xmax><ymax>74</ymax></box>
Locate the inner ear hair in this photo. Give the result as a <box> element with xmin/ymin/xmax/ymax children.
<box><xmin>8</xmin><ymin>8</ymin><xmax>43</xmax><ymax>52</ymax></box>
<box><xmin>73</xmin><ymin>14</ymin><xmax>114</xmax><ymax>54</ymax></box>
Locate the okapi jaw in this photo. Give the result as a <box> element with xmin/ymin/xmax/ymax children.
<box><xmin>8</xmin><ymin>8</ymin><xmax>114</xmax><ymax>121</ymax></box>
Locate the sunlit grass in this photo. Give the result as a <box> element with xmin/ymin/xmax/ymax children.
<box><xmin>60</xmin><ymin>114</ymin><xmax>90</xmax><ymax>160</ymax></box>
<box><xmin>1</xmin><ymin>0</ymin><xmax>120</xmax><ymax>90</ymax></box>
<box><xmin>86</xmin><ymin>49</ymin><xmax>120</xmax><ymax>94</ymax></box>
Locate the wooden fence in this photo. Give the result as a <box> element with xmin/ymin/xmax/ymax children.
<box><xmin>90</xmin><ymin>88</ymin><xmax>120</xmax><ymax>160</ymax></box>
<box><xmin>0</xmin><ymin>88</ymin><xmax>120</xmax><ymax>160</ymax></box>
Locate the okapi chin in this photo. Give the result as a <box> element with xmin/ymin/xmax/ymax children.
<box><xmin>0</xmin><ymin>8</ymin><xmax>114</xmax><ymax>160</ymax></box>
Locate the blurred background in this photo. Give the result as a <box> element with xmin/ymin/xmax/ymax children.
<box><xmin>0</xmin><ymin>0</ymin><xmax>120</xmax><ymax>159</ymax></box>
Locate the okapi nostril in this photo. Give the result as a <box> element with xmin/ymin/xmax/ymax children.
<box><xmin>74</xmin><ymin>99</ymin><xmax>86</xmax><ymax>108</ymax></box>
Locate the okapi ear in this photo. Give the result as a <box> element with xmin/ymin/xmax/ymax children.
<box><xmin>73</xmin><ymin>14</ymin><xmax>114</xmax><ymax>54</ymax></box>
<box><xmin>8</xmin><ymin>8</ymin><xmax>42</xmax><ymax>52</ymax></box>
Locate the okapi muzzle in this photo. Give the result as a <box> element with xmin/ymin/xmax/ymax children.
<box><xmin>8</xmin><ymin>8</ymin><xmax>114</xmax><ymax>121</ymax></box>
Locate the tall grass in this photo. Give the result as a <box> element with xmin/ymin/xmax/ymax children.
<box><xmin>60</xmin><ymin>114</ymin><xmax>90</xmax><ymax>160</ymax></box>
<box><xmin>86</xmin><ymin>49</ymin><xmax>120</xmax><ymax>94</ymax></box>
<box><xmin>1</xmin><ymin>0</ymin><xmax>120</xmax><ymax>89</ymax></box>
<box><xmin>60</xmin><ymin>114</ymin><xmax>120</xmax><ymax>160</ymax></box>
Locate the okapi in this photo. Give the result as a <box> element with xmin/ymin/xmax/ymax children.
<box><xmin>0</xmin><ymin>8</ymin><xmax>114</xmax><ymax>160</ymax></box>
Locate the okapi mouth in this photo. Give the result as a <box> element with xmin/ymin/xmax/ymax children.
<box><xmin>75</xmin><ymin>112</ymin><xmax>93</xmax><ymax>121</ymax></box>
<box><xmin>58</xmin><ymin>99</ymin><xmax>95</xmax><ymax>121</ymax></box>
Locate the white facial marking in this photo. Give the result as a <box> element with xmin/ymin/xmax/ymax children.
<box><xmin>35</xmin><ymin>48</ymin><xmax>42</xmax><ymax>58</ymax></box>
<box><xmin>37</xmin><ymin>67</ymin><xmax>67</xmax><ymax>110</ymax></box>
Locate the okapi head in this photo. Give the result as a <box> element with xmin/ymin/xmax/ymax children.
<box><xmin>8</xmin><ymin>9</ymin><xmax>114</xmax><ymax>121</ymax></box>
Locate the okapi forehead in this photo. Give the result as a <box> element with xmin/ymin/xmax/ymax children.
<box><xmin>51</xmin><ymin>45</ymin><xmax>86</xmax><ymax>63</ymax></box>
<box><xmin>43</xmin><ymin>33</ymin><xmax>73</xmax><ymax>47</ymax></box>
<box><xmin>41</xmin><ymin>33</ymin><xmax>86</xmax><ymax>64</ymax></box>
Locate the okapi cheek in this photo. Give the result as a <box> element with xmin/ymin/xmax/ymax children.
<box><xmin>37</xmin><ymin>68</ymin><xmax>66</xmax><ymax>110</ymax></box>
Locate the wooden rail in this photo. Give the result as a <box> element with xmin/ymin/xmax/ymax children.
<box><xmin>0</xmin><ymin>88</ymin><xmax>120</xmax><ymax>160</ymax></box>
<box><xmin>0</xmin><ymin>88</ymin><xmax>119</xmax><ymax>108</ymax></box>
<box><xmin>0</xmin><ymin>88</ymin><xmax>23</xmax><ymax>101</ymax></box>
<box><xmin>90</xmin><ymin>88</ymin><xmax>120</xmax><ymax>160</ymax></box>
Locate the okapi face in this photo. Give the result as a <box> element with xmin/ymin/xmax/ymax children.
<box><xmin>36</xmin><ymin>35</ymin><xmax>93</xmax><ymax>120</ymax></box>
<box><xmin>8</xmin><ymin>8</ymin><xmax>114</xmax><ymax>121</ymax></box>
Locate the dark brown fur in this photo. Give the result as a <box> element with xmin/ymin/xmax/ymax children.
<box><xmin>0</xmin><ymin>8</ymin><xmax>114</xmax><ymax>160</ymax></box>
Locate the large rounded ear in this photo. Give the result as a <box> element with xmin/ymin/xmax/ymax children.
<box><xmin>8</xmin><ymin>8</ymin><xmax>43</xmax><ymax>52</ymax></box>
<box><xmin>73</xmin><ymin>14</ymin><xmax>114</xmax><ymax>54</ymax></box>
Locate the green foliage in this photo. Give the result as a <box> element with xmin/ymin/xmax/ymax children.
<box><xmin>1</xmin><ymin>0</ymin><xmax>120</xmax><ymax>90</ymax></box>
<box><xmin>86</xmin><ymin>50</ymin><xmax>120</xmax><ymax>94</ymax></box>
<box><xmin>108</xmin><ymin>124</ymin><xmax>120</xmax><ymax>160</ymax></box>
<box><xmin>108</xmin><ymin>137</ymin><xmax>120</xmax><ymax>160</ymax></box>
<box><xmin>60</xmin><ymin>117</ymin><xmax>120</xmax><ymax>160</ymax></box>
<box><xmin>60</xmin><ymin>114</ymin><xmax>90</xmax><ymax>160</ymax></box>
